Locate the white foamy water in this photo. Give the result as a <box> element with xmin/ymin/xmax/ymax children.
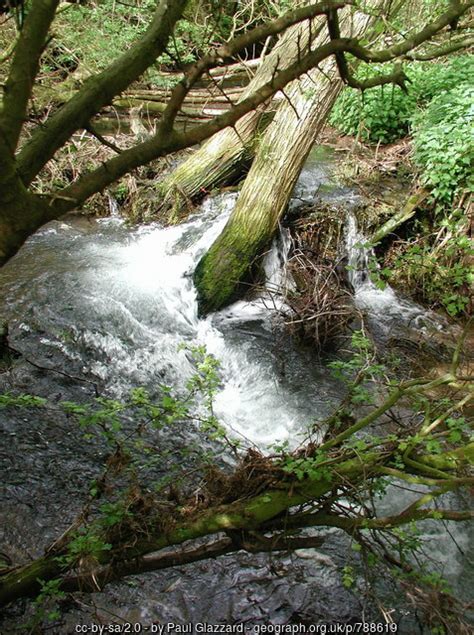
<box><xmin>1</xmin><ymin>192</ymin><xmax>338</xmax><ymax>448</ymax></box>
<box><xmin>345</xmin><ymin>213</ymin><xmax>450</xmax><ymax>334</ymax></box>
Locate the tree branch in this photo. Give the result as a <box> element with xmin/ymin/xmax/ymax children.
<box><xmin>85</xmin><ymin>124</ymin><xmax>123</xmax><ymax>154</ymax></box>
<box><xmin>59</xmin><ymin>533</ymin><xmax>326</xmax><ymax>594</ymax></box>
<box><xmin>0</xmin><ymin>0</ymin><xmax>60</xmax><ymax>152</ymax></box>
<box><xmin>44</xmin><ymin>1</ymin><xmax>473</xmax><ymax>218</ymax></box>
<box><xmin>326</xmin><ymin>5</ymin><xmax>409</xmax><ymax>90</ymax></box>
<box><xmin>0</xmin><ymin>424</ymin><xmax>471</xmax><ymax>607</ymax></box>
<box><xmin>158</xmin><ymin>1</ymin><xmax>351</xmax><ymax>133</ymax></box>
<box><xmin>404</xmin><ymin>35</ymin><xmax>474</xmax><ymax>60</ymax></box>
<box><xmin>48</xmin><ymin>38</ymin><xmax>351</xmax><ymax>214</ymax></box>
<box><xmin>16</xmin><ymin>1</ymin><xmax>352</xmax><ymax>186</ymax></box>
<box><xmin>349</xmin><ymin>0</ymin><xmax>474</xmax><ymax>64</ymax></box>
<box><xmin>16</xmin><ymin>0</ymin><xmax>189</xmax><ymax>185</ymax></box>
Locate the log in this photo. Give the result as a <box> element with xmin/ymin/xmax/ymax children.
<box><xmin>1</xmin><ymin>434</ymin><xmax>471</xmax><ymax>607</ymax></box>
<box><xmin>369</xmin><ymin>188</ymin><xmax>429</xmax><ymax>244</ymax></box>
<box><xmin>0</xmin><ymin>367</ymin><xmax>471</xmax><ymax>608</ymax></box>
<box><xmin>155</xmin><ymin>15</ymin><xmax>323</xmax><ymax>222</ymax></box>
<box><xmin>194</xmin><ymin>2</ymin><xmax>386</xmax><ymax>314</ymax></box>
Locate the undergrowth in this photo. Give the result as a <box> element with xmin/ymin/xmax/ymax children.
<box><xmin>384</xmin><ymin>209</ymin><xmax>473</xmax><ymax>317</ymax></box>
<box><xmin>412</xmin><ymin>84</ymin><xmax>473</xmax><ymax>206</ymax></box>
<box><xmin>329</xmin><ymin>56</ymin><xmax>473</xmax><ymax>144</ymax></box>
<box><xmin>331</xmin><ymin>57</ymin><xmax>473</xmax><ymax>318</ymax></box>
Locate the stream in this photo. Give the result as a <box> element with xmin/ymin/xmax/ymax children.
<box><xmin>0</xmin><ymin>146</ymin><xmax>471</xmax><ymax>632</ymax></box>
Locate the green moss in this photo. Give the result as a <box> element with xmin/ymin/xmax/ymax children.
<box><xmin>194</xmin><ymin>247</ymin><xmax>245</xmax><ymax>315</ymax></box>
<box><xmin>194</xmin><ymin>221</ymin><xmax>270</xmax><ymax>315</ymax></box>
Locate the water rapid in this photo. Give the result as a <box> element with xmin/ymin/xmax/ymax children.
<box><xmin>345</xmin><ymin>212</ymin><xmax>455</xmax><ymax>340</ymax></box>
<box><xmin>0</xmin><ymin>146</ymin><xmax>471</xmax><ymax>630</ymax></box>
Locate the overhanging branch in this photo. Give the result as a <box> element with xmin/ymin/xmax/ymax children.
<box><xmin>59</xmin><ymin>533</ymin><xmax>326</xmax><ymax>594</ymax></box>
<box><xmin>47</xmin><ymin>1</ymin><xmax>474</xmax><ymax>217</ymax></box>
<box><xmin>405</xmin><ymin>35</ymin><xmax>474</xmax><ymax>60</ymax></box>
<box><xmin>326</xmin><ymin>6</ymin><xmax>409</xmax><ymax>90</ymax></box>
<box><xmin>16</xmin><ymin>0</ymin><xmax>189</xmax><ymax>185</ymax></box>
<box><xmin>16</xmin><ymin>1</ymin><xmax>352</xmax><ymax>185</ymax></box>
<box><xmin>159</xmin><ymin>1</ymin><xmax>352</xmax><ymax>132</ymax></box>
<box><xmin>0</xmin><ymin>0</ymin><xmax>60</xmax><ymax>152</ymax></box>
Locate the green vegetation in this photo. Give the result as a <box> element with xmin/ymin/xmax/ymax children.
<box><xmin>0</xmin><ymin>0</ymin><xmax>473</xmax><ymax>624</ymax></box>
<box><xmin>329</xmin><ymin>56</ymin><xmax>473</xmax><ymax>144</ymax></box>
<box><xmin>385</xmin><ymin>210</ymin><xmax>473</xmax><ymax>317</ymax></box>
<box><xmin>0</xmin><ymin>334</ymin><xmax>472</xmax><ymax>633</ymax></box>
<box><xmin>412</xmin><ymin>84</ymin><xmax>473</xmax><ymax>206</ymax></box>
<box><xmin>330</xmin><ymin>55</ymin><xmax>472</xmax><ymax>317</ymax></box>
<box><xmin>42</xmin><ymin>0</ymin><xmax>298</xmax><ymax>83</ymax></box>
<box><xmin>0</xmin><ymin>0</ymin><xmax>472</xmax><ymax>268</ymax></box>
<box><xmin>49</xmin><ymin>0</ymin><xmax>208</xmax><ymax>79</ymax></box>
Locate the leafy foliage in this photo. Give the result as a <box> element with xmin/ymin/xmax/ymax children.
<box><xmin>49</xmin><ymin>0</ymin><xmax>210</xmax><ymax>81</ymax></box>
<box><xmin>1</xmin><ymin>335</ymin><xmax>472</xmax><ymax>632</ymax></box>
<box><xmin>412</xmin><ymin>84</ymin><xmax>474</xmax><ymax>205</ymax></box>
<box><xmin>385</xmin><ymin>211</ymin><xmax>473</xmax><ymax>317</ymax></box>
<box><xmin>329</xmin><ymin>56</ymin><xmax>473</xmax><ymax>143</ymax></box>
<box><xmin>331</xmin><ymin>58</ymin><xmax>472</xmax><ymax>316</ymax></box>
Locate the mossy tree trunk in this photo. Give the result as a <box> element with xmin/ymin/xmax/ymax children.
<box><xmin>1</xmin><ymin>436</ymin><xmax>471</xmax><ymax>606</ymax></box>
<box><xmin>194</xmin><ymin>69</ymin><xmax>342</xmax><ymax>313</ymax></box>
<box><xmin>156</xmin><ymin>13</ymin><xmax>325</xmax><ymax>223</ymax></box>
<box><xmin>194</xmin><ymin>0</ymin><xmax>394</xmax><ymax>314</ymax></box>
<box><xmin>0</xmin><ymin>0</ymin><xmax>470</xmax><ymax>265</ymax></box>
<box><xmin>1</xmin><ymin>430</ymin><xmax>472</xmax><ymax>606</ymax></box>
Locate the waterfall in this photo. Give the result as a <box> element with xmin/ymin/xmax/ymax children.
<box><xmin>345</xmin><ymin>212</ymin><xmax>449</xmax><ymax>335</ymax></box>
<box><xmin>107</xmin><ymin>193</ymin><xmax>120</xmax><ymax>218</ymax></box>
<box><xmin>0</xmin><ymin>193</ymin><xmax>339</xmax><ymax>449</ymax></box>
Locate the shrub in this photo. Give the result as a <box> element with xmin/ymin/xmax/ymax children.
<box><xmin>412</xmin><ymin>84</ymin><xmax>474</xmax><ymax>205</ymax></box>
<box><xmin>385</xmin><ymin>211</ymin><xmax>473</xmax><ymax>317</ymax></box>
<box><xmin>329</xmin><ymin>56</ymin><xmax>474</xmax><ymax>143</ymax></box>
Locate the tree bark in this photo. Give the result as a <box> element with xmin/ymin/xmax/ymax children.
<box><xmin>194</xmin><ymin>0</ymin><xmax>396</xmax><ymax>314</ymax></box>
<box><xmin>1</xmin><ymin>436</ymin><xmax>471</xmax><ymax>607</ymax></box>
<box><xmin>0</xmin><ymin>1</ymin><xmax>471</xmax><ymax>266</ymax></box>
<box><xmin>0</xmin><ymin>369</ymin><xmax>471</xmax><ymax>607</ymax></box>
<box><xmin>156</xmin><ymin>14</ymin><xmax>326</xmax><ymax>223</ymax></box>
<box><xmin>0</xmin><ymin>135</ymin><xmax>53</xmax><ymax>264</ymax></box>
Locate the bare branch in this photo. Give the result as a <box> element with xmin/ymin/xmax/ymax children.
<box><xmin>405</xmin><ymin>35</ymin><xmax>474</xmax><ymax>60</ymax></box>
<box><xmin>326</xmin><ymin>5</ymin><xmax>410</xmax><ymax>91</ymax></box>
<box><xmin>159</xmin><ymin>2</ymin><xmax>351</xmax><ymax>133</ymax></box>
<box><xmin>60</xmin><ymin>533</ymin><xmax>326</xmax><ymax>594</ymax></box>
<box><xmin>45</xmin><ymin>0</ymin><xmax>474</xmax><ymax>217</ymax></box>
<box><xmin>85</xmin><ymin>124</ymin><xmax>123</xmax><ymax>154</ymax></box>
<box><xmin>16</xmin><ymin>0</ymin><xmax>189</xmax><ymax>185</ymax></box>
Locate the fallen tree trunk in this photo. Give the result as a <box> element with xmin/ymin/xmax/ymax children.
<box><xmin>194</xmin><ymin>0</ymin><xmax>399</xmax><ymax>314</ymax></box>
<box><xmin>1</xmin><ymin>440</ymin><xmax>471</xmax><ymax>606</ymax></box>
<box><xmin>0</xmin><ymin>369</ymin><xmax>472</xmax><ymax>608</ymax></box>
<box><xmin>156</xmin><ymin>14</ymin><xmax>325</xmax><ymax>222</ymax></box>
<box><xmin>194</xmin><ymin>68</ymin><xmax>342</xmax><ymax>313</ymax></box>
<box><xmin>369</xmin><ymin>188</ymin><xmax>430</xmax><ymax>245</ymax></box>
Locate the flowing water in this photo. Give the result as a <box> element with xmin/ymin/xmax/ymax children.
<box><xmin>345</xmin><ymin>213</ymin><xmax>454</xmax><ymax>338</ymax></box>
<box><xmin>0</xmin><ymin>146</ymin><xmax>471</xmax><ymax>631</ymax></box>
